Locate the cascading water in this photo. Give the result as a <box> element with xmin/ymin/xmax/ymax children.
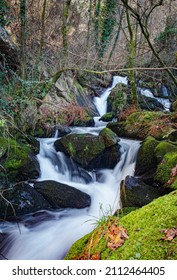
<box><xmin>0</xmin><ymin>76</ymin><xmax>140</xmax><ymax>260</ymax></box>
<box><xmin>140</xmin><ymin>88</ymin><xmax>171</xmax><ymax>111</ymax></box>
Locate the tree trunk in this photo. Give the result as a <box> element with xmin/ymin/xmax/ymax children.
<box><xmin>20</xmin><ymin>0</ymin><xmax>27</xmax><ymax>80</ymax></box>
<box><xmin>125</xmin><ymin>6</ymin><xmax>139</xmax><ymax>108</ymax></box>
<box><xmin>62</xmin><ymin>0</ymin><xmax>72</xmax><ymax>67</ymax></box>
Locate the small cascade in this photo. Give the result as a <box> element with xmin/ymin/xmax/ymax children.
<box><xmin>1</xmin><ymin>136</ymin><xmax>140</xmax><ymax>260</ymax></box>
<box><xmin>94</xmin><ymin>76</ymin><xmax>128</xmax><ymax>116</ymax></box>
<box><xmin>140</xmin><ymin>88</ymin><xmax>171</xmax><ymax>111</ymax></box>
<box><xmin>0</xmin><ymin>75</ymin><xmax>140</xmax><ymax>260</ymax></box>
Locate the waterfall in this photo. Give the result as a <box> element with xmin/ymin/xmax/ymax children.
<box><xmin>94</xmin><ymin>76</ymin><xmax>128</xmax><ymax>116</ymax></box>
<box><xmin>140</xmin><ymin>88</ymin><xmax>171</xmax><ymax>111</ymax></box>
<box><xmin>0</xmin><ymin>76</ymin><xmax>140</xmax><ymax>260</ymax></box>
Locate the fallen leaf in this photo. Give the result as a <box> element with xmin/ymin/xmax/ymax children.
<box><xmin>107</xmin><ymin>224</ymin><xmax>128</xmax><ymax>250</ymax></box>
<box><xmin>171</xmin><ymin>165</ymin><xmax>177</xmax><ymax>177</ymax></box>
<box><xmin>90</xmin><ymin>252</ymin><xmax>100</xmax><ymax>260</ymax></box>
<box><xmin>160</xmin><ymin>227</ymin><xmax>177</xmax><ymax>241</ymax></box>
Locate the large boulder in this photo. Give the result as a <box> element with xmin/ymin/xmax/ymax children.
<box><xmin>54</xmin><ymin>133</ymin><xmax>105</xmax><ymax>168</ymax></box>
<box><xmin>99</xmin><ymin>112</ymin><xmax>115</xmax><ymax>122</ymax></box>
<box><xmin>154</xmin><ymin>141</ymin><xmax>177</xmax><ymax>163</ymax></box>
<box><xmin>120</xmin><ymin>176</ymin><xmax>164</xmax><ymax>208</ymax></box>
<box><xmin>54</xmin><ymin>130</ymin><xmax>121</xmax><ymax>170</ymax></box>
<box><xmin>34</xmin><ymin>180</ymin><xmax>91</xmax><ymax>209</ymax></box>
<box><xmin>138</xmin><ymin>94</ymin><xmax>165</xmax><ymax>111</ymax></box>
<box><xmin>99</xmin><ymin>127</ymin><xmax>119</xmax><ymax>147</ymax></box>
<box><xmin>0</xmin><ymin>183</ymin><xmax>52</xmax><ymax>220</ymax></box>
<box><xmin>107</xmin><ymin>83</ymin><xmax>127</xmax><ymax>113</ymax></box>
<box><xmin>0</xmin><ymin>137</ymin><xmax>40</xmax><ymax>185</ymax></box>
<box><xmin>135</xmin><ymin>136</ymin><xmax>159</xmax><ymax>177</ymax></box>
<box><xmin>154</xmin><ymin>152</ymin><xmax>177</xmax><ymax>189</ymax></box>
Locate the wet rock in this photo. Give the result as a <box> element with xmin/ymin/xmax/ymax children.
<box><xmin>55</xmin><ymin>125</ymin><xmax>71</xmax><ymax>137</ymax></box>
<box><xmin>135</xmin><ymin>136</ymin><xmax>159</xmax><ymax>176</ymax></box>
<box><xmin>87</xmin><ymin>145</ymin><xmax>121</xmax><ymax>170</ymax></box>
<box><xmin>106</xmin><ymin>122</ymin><xmax>120</xmax><ymax>136</ymax></box>
<box><xmin>138</xmin><ymin>94</ymin><xmax>164</xmax><ymax>111</ymax></box>
<box><xmin>34</xmin><ymin>180</ymin><xmax>91</xmax><ymax>209</ymax></box>
<box><xmin>99</xmin><ymin>112</ymin><xmax>115</xmax><ymax>122</ymax></box>
<box><xmin>99</xmin><ymin>127</ymin><xmax>119</xmax><ymax>148</ymax></box>
<box><xmin>0</xmin><ymin>137</ymin><xmax>40</xmax><ymax>185</ymax></box>
<box><xmin>120</xmin><ymin>176</ymin><xmax>163</xmax><ymax>207</ymax></box>
<box><xmin>0</xmin><ymin>183</ymin><xmax>52</xmax><ymax>220</ymax></box>
<box><xmin>54</xmin><ymin>133</ymin><xmax>105</xmax><ymax>169</ymax></box>
<box><xmin>54</xmin><ymin>132</ymin><xmax>121</xmax><ymax>170</ymax></box>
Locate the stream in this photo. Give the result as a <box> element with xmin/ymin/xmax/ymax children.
<box><xmin>0</xmin><ymin>76</ymin><xmax>170</xmax><ymax>260</ymax></box>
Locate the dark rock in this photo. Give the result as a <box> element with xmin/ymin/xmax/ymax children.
<box><xmin>106</xmin><ymin>122</ymin><xmax>120</xmax><ymax>136</ymax></box>
<box><xmin>99</xmin><ymin>127</ymin><xmax>119</xmax><ymax>147</ymax></box>
<box><xmin>88</xmin><ymin>145</ymin><xmax>121</xmax><ymax>170</ymax></box>
<box><xmin>73</xmin><ymin>116</ymin><xmax>95</xmax><ymax>127</ymax></box>
<box><xmin>54</xmin><ymin>132</ymin><xmax>121</xmax><ymax>170</ymax></box>
<box><xmin>0</xmin><ymin>183</ymin><xmax>52</xmax><ymax>220</ymax></box>
<box><xmin>54</xmin><ymin>133</ymin><xmax>105</xmax><ymax>169</ymax></box>
<box><xmin>167</xmin><ymin>130</ymin><xmax>177</xmax><ymax>142</ymax></box>
<box><xmin>55</xmin><ymin>125</ymin><xmax>71</xmax><ymax>137</ymax></box>
<box><xmin>120</xmin><ymin>176</ymin><xmax>162</xmax><ymax>207</ymax></box>
<box><xmin>138</xmin><ymin>94</ymin><xmax>164</xmax><ymax>111</ymax></box>
<box><xmin>0</xmin><ymin>137</ymin><xmax>40</xmax><ymax>184</ymax></box>
<box><xmin>99</xmin><ymin>112</ymin><xmax>115</xmax><ymax>122</ymax></box>
<box><xmin>34</xmin><ymin>180</ymin><xmax>91</xmax><ymax>209</ymax></box>
<box><xmin>135</xmin><ymin>136</ymin><xmax>159</xmax><ymax>177</ymax></box>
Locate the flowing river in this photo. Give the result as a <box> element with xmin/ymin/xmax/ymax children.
<box><xmin>0</xmin><ymin>76</ymin><xmax>141</xmax><ymax>259</ymax></box>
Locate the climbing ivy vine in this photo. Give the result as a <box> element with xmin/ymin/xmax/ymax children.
<box><xmin>94</xmin><ymin>0</ymin><xmax>117</xmax><ymax>60</ymax></box>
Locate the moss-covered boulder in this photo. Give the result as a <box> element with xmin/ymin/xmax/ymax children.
<box><xmin>167</xmin><ymin>130</ymin><xmax>177</xmax><ymax>142</ymax></box>
<box><xmin>65</xmin><ymin>191</ymin><xmax>177</xmax><ymax>260</ymax></box>
<box><xmin>107</xmin><ymin>83</ymin><xmax>127</xmax><ymax>113</ymax></box>
<box><xmin>106</xmin><ymin>122</ymin><xmax>120</xmax><ymax>135</ymax></box>
<box><xmin>99</xmin><ymin>127</ymin><xmax>119</xmax><ymax>148</ymax></box>
<box><xmin>135</xmin><ymin>136</ymin><xmax>159</xmax><ymax>177</ymax></box>
<box><xmin>110</xmin><ymin>111</ymin><xmax>175</xmax><ymax>140</ymax></box>
<box><xmin>54</xmin><ymin>133</ymin><xmax>105</xmax><ymax>168</ymax></box>
<box><xmin>73</xmin><ymin>115</ymin><xmax>95</xmax><ymax>127</ymax></box>
<box><xmin>0</xmin><ymin>183</ymin><xmax>52</xmax><ymax>220</ymax></box>
<box><xmin>34</xmin><ymin>180</ymin><xmax>91</xmax><ymax>209</ymax></box>
<box><xmin>154</xmin><ymin>141</ymin><xmax>177</xmax><ymax>163</ymax></box>
<box><xmin>120</xmin><ymin>176</ymin><xmax>163</xmax><ymax>208</ymax></box>
<box><xmin>0</xmin><ymin>137</ymin><xmax>40</xmax><ymax>184</ymax></box>
<box><xmin>99</xmin><ymin>112</ymin><xmax>115</xmax><ymax>122</ymax></box>
<box><xmin>154</xmin><ymin>152</ymin><xmax>177</xmax><ymax>189</ymax></box>
<box><xmin>54</xmin><ymin>132</ymin><xmax>121</xmax><ymax>170</ymax></box>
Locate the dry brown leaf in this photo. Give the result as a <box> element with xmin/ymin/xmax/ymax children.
<box><xmin>107</xmin><ymin>224</ymin><xmax>128</xmax><ymax>250</ymax></box>
<box><xmin>171</xmin><ymin>165</ymin><xmax>177</xmax><ymax>177</ymax></box>
<box><xmin>160</xmin><ymin>227</ymin><xmax>177</xmax><ymax>241</ymax></box>
<box><xmin>90</xmin><ymin>253</ymin><xmax>101</xmax><ymax>260</ymax></box>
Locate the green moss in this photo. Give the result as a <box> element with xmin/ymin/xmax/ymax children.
<box><xmin>99</xmin><ymin>127</ymin><xmax>118</xmax><ymax>147</ymax></box>
<box><xmin>108</xmin><ymin>84</ymin><xmax>126</xmax><ymax>112</ymax></box>
<box><xmin>120</xmin><ymin>111</ymin><xmax>174</xmax><ymax>140</ymax></box>
<box><xmin>66</xmin><ymin>191</ymin><xmax>177</xmax><ymax>260</ymax></box>
<box><xmin>155</xmin><ymin>141</ymin><xmax>177</xmax><ymax>163</ymax></box>
<box><xmin>135</xmin><ymin>136</ymin><xmax>159</xmax><ymax>176</ymax></box>
<box><xmin>155</xmin><ymin>152</ymin><xmax>177</xmax><ymax>186</ymax></box>
<box><xmin>68</xmin><ymin>142</ymin><xmax>76</xmax><ymax>157</ymax></box>
<box><xmin>99</xmin><ymin>112</ymin><xmax>115</xmax><ymax>122</ymax></box>
<box><xmin>0</xmin><ymin>137</ymin><xmax>31</xmax><ymax>175</ymax></box>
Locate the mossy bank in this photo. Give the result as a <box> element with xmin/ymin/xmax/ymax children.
<box><xmin>65</xmin><ymin>191</ymin><xmax>177</xmax><ymax>260</ymax></box>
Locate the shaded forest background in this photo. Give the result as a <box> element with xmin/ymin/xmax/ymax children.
<box><xmin>0</xmin><ymin>0</ymin><xmax>177</xmax><ymax>132</ymax></box>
